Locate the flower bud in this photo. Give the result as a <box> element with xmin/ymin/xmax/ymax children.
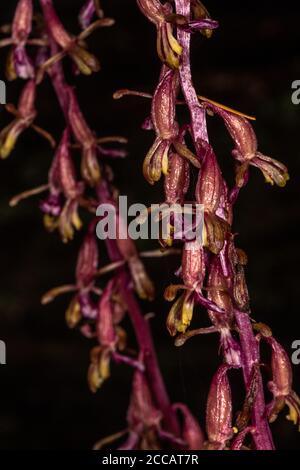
<box><xmin>206</xmin><ymin>365</ymin><xmax>233</xmax><ymax>448</ymax></box>
<box><xmin>268</xmin><ymin>337</ymin><xmax>292</xmax><ymax>399</ymax></box>
<box><xmin>152</xmin><ymin>69</ymin><xmax>179</xmax><ymax>140</ymax></box>
<box><xmin>196</xmin><ymin>146</ymin><xmax>223</xmax><ymax>213</ymax></box>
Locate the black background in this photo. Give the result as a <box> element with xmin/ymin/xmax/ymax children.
<box><xmin>0</xmin><ymin>0</ymin><xmax>299</xmax><ymax>450</ymax></box>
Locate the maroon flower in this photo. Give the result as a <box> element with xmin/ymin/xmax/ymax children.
<box><xmin>205</xmin><ymin>364</ymin><xmax>233</xmax><ymax>449</ymax></box>
<box><xmin>196</xmin><ymin>146</ymin><xmax>229</xmax><ymax>254</ymax></box>
<box><xmin>137</xmin><ymin>0</ymin><xmax>183</xmax><ymax>69</ymax></box>
<box><xmin>265</xmin><ymin>337</ymin><xmax>300</xmax><ymax>430</ymax></box>
<box><xmin>143</xmin><ymin>68</ymin><xmax>179</xmax><ymax>184</ymax></box>
<box><xmin>40</xmin><ymin>0</ymin><xmax>101</xmax><ymax>76</ymax></box>
<box><xmin>1</xmin><ymin>80</ymin><xmax>54</xmax><ymax>159</ymax></box>
<box><xmin>203</xmin><ymin>100</ymin><xmax>289</xmax><ymax>188</ymax></box>
<box><xmin>41</xmin><ymin>129</ymin><xmax>84</xmax><ymax>242</ymax></box>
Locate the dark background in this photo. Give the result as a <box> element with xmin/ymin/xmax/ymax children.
<box><xmin>0</xmin><ymin>0</ymin><xmax>299</xmax><ymax>450</ymax></box>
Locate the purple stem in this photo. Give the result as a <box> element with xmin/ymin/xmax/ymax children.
<box><xmin>235</xmin><ymin>310</ymin><xmax>274</xmax><ymax>449</ymax></box>
<box><xmin>175</xmin><ymin>0</ymin><xmax>274</xmax><ymax>450</ymax></box>
<box><xmin>97</xmin><ymin>181</ymin><xmax>180</xmax><ymax>435</ymax></box>
<box><xmin>175</xmin><ymin>0</ymin><xmax>208</xmax><ymax>152</ymax></box>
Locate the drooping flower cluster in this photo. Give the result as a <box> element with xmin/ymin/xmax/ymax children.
<box><xmin>1</xmin><ymin>0</ymin><xmax>205</xmax><ymax>450</ymax></box>
<box><xmin>113</xmin><ymin>0</ymin><xmax>297</xmax><ymax>450</ymax></box>
<box><xmin>1</xmin><ymin>0</ymin><xmax>298</xmax><ymax>451</ymax></box>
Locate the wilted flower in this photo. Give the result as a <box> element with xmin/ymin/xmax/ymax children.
<box><xmin>203</xmin><ymin>100</ymin><xmax>289</xmax><ymax>188</ymax></box>
<box><xmin>137</xmin><ymin>0</ymin><xmax>182</xmax><ymax>69</ymax></box>
<box><xmin>266</xmin><ymin>337</ymin><xmax>300</xmax><ymax>430</ymax></box>
<box><xmin>205</xmin><ymin>364</ymin><xmax>234</xmax><ymax>449</ymax></box>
